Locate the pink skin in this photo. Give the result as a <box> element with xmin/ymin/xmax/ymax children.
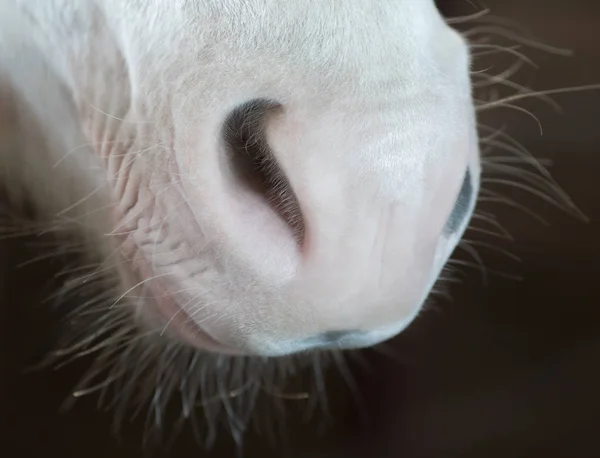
<box><xmin>1</xmin><ymin>0</ymin><xmax>480</xmax><ymax>357</ymax></box>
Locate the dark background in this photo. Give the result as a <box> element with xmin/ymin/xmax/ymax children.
<box><xmin>2</xmin><ymin>1</ymin><xmax>600</xmax><ymax>457</ymax></box>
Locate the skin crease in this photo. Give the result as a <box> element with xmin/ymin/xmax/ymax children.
<box><xmin>0</xmin><ymin>0</ymin><xmax>480</xmax><ymax>446</ymax></box>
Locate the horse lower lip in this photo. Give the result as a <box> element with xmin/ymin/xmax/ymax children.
<box><xmin>124</xmin><ymin>252</ymin><xmax>240</xmax><ymax>354</ymax></box>
<box><xmin>150</xmin><ymin>289</ymin><xmax>234</xmax><ymax>353</ymax></box>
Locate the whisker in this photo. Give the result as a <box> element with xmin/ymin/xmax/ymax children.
<box><xmin>446</xmin><ymin>8</ymin><xmax>491</xmax><ymax>25</ymax></box>
<box><xmin>477</xmin><ymin>84</ymin><xmax>600</xmax><ymax>111</ymax></box>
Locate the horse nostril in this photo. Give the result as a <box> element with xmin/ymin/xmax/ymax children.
<box><xmin>221</xmin><ymin>99</ymin><xmax>305</xmax><ymax>244</ymax></box>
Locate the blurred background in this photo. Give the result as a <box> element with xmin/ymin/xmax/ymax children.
<box><xmin>2</xmin><ymin>0</ymin><xmax>600</xmax><ymax>457</ymax></box>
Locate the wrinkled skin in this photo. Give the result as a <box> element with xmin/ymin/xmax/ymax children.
<box><xmin>0</xmin><ymin>0</ymin><xmax>479</xmax><ymax>357</ymax></box>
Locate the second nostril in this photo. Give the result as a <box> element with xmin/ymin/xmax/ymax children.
<box><xmin>221</xmin><ymin>99</ymin><xmax>305</xmax><ymax>244</ymax></box>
